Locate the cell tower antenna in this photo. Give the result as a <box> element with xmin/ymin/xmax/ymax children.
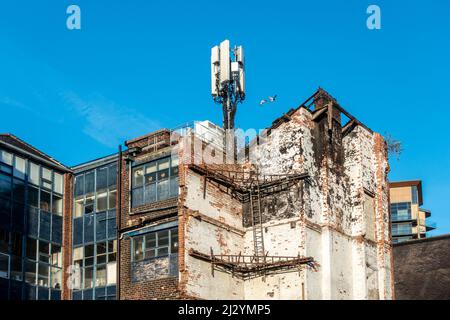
<box><xmin>211</xmin><ymin>40</ymin><xmax>246</xmax><ymax>130</ymax></box>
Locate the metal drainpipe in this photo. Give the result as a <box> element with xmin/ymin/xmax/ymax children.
<box><xmin>116</xmin><ymin>145</ymin><xmax>123</xmax><ymax>299</ymax></box>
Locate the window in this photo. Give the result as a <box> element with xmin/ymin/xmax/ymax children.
<box><xmin>25</xmin><ymin>260</ymin><xmax>36</xmax><ymax>284</ymax></box>
<box><xmin>0</xmin><ymin>149</ymin><xmax>13</xmax><ymax>166</ymax></box>
<box><xmin>29</xmin><ymin>162</ymin><xmax>40</xmax><ymax>185</ymax></box>
<box><xmin>108</xmin><ymin>190</ymin><xmax>116</xmax><ymax>209</ymax></box>
<box><xmin>71</xmin><ymin>163</ymin><xmax>118</xmax><ymax>299</ymax></box>
<box><xmin>84</xmin><ymin>196</ymin><xmax>94</xmax><ymax>214</ymax></box>
<box><xmin>29</xmin><ymin>186</ymin><xmax>39</xmax><ymax>208</ymax></box>
<box><xmin>85</xmin><ymin>171</ymin><xmax>95</xmax><ymax>195</ymax></box>
<box><xmin>0</xmin><ymin>228</ymin><xmax>8</xmax><ymax>254</ymax></box>
<box><xmin>96</xmin><ymin>192</ymin><xmax>107</xmax><ymax>212</ymax></box>
<box><xmin>74</xmin><ymin>175</ymin><xmax>84</xmax><ymax>198</ymax></box>
<box><xmin>96</xmin><ymin>167</ymin><xmax>107</xmax><ymax>192</ymax></box>
<box><xmin>132</xmin><ymin>228</ymin><xmax>178</xmax><ymax>262</ymax></box>
<box><xmin>108</xmin><ymin>164</ymin><xmax>117</xmax><ymax>187</ymax></box>
<box><xmin>392</xmin><ymin>222</ymin><xmax>412</xmax><ymax>236</ymax></box>
<box><xmin>12</xmin><ymin>179</ymin><xmax>25</xmax><ymax>203</ymax></box>
<box><xmin>38</xmin><ymin>241</ymin><xmax>50</xmax><ymax>263</ymax></box>
<box><xmin>40</xmin><ymin>190</ymin><xmax>51</xmax><ymax>212</ymax></box>
<box><xmin>26</xmin><ymin>238</ymin><xmax>37</xmax><ymax>260</ymax></box>
<box><xmin>391</xmin><ymin>202</ymin><xmax>411</xmax><ymax>222</ymax></box>
<box><xmin>38</xmin><ymin>263</ymin><xmax>49</xmax><ymax>287</ymax></box>
<box><xmin>411</xmin><ymin>186</ymin><xmax>418</xmax><ymax>204</ymax></box>
<box><xmin>0</xmin><ymin>173</ymin><xmax>11</xmax><ymax>199</ymax></box>
<box><xmin>51</xmin><ymin>245</ymin><xmax>62</xmax><ymax>267</ymax></box>
<box><xmin>42</xmin><ymin>168</ymin><xmax>52</xmax><ymax>190</ymax></box>
<box><xmin>53</xmin><ymin>173</ymin><xmax>63</xmax><ymax>194</ymax></box>
<box><xmin>131</xmin><ymin>157</ymin><xmax>179</xmax><ymax>207</ymax></box>
<box><xmin>13</xmin><ymin>156</ymin><xmax>26</xmax><ymax>179</ymax></box>
<box><xmin>50</xmin><ymin>267</ymin><xmax>62</xmax><ymax>289</ymax></box>
<box><xmin>52</xmin><ymin>194</ymin><xmax>63</xmax><ymax>215</ymax></box>
<box><xmin>74</xmin><ymin>198</ymin><xmax>83</xmax><ymax>218</ymax></box>
<box><xmin>0</xmin><ymin>252</ymin><xmax>9</xmax><ymax>279</ymax></box>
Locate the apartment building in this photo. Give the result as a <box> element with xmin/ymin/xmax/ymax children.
<box><xmin>389</xmin><ymin>180</ymin><xmax>436</xmax><ymax>244</ymax></box>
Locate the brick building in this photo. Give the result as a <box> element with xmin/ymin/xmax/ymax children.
<box><xmin>0</xmin><ymin>88</ymin><xmax>394</xmax><ymax>300</ymax></box>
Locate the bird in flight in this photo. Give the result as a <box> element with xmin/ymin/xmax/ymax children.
<box><xmin>259</xmin><ymin>95</ymin><xmax>277</xmax><ymax>106</ymax></box>
<box><xmin>268</xmin><ymin>95</ymin><xmax>277</xmax><ymax>102</ymax></box>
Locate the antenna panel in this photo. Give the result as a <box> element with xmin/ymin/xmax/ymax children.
<box><xmin>219</xmin><ymin>40</ymin><xmax>230</xmax><ymax>85</ymax></box>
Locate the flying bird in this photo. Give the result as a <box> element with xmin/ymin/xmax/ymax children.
<box><xmin>259</xmin><ymin>95</ymin><xmax>277</xmax><ymax>106</ymax></box>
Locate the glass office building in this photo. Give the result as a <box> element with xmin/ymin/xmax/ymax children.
<box><xmin>71</xmin><ymin>154</ymin><xmax>118</xmax><ymax>300</ymax></box>
<box><xmin>0</xmin><ymin>134</ymin><xmax>68</xmax><ymax>300</ymax></box>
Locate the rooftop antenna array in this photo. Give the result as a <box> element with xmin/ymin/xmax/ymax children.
<box><xmin>211</xmin><ymin>40</ymin><xmax>245</xmax><ymax>130</ymax></box>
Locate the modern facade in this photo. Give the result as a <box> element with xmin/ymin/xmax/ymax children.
<box><xmin>389</xmin><ymin>180</ymin><xmax>436</xmax><ymax>244</ymax></box>
<box><xmin>1</xmin><ymin>88</ymin><xmax>394</xmax><ymax>300</ymax></box>
<box><xmin>0</xmin><ymin>134</ymin><xmax>69</xmax><ymax>300</ymax></box>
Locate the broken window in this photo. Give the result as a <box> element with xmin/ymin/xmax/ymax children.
<box><xmin>71</xmin><ymin>162</ymin><xmax>118</xmax><ymax>299</ymax></box>
<box><xmin>52</xmin><ymin>194</ymin><xmax>63</xmax><ymax>215</ymax></box>
<box><xmin>40</xmin><ymin>190</ymin><xmax>51</xmax><ymax>212</ymax></box>
<box><xmin>131</xmin><ymin>157</ymin><xmax>179</xmax><ymax>207</ymax></box>
<box><xmin>132</xmin><ymin>227</ymin><xmax>178</xmax><ymax>262</ymax></box>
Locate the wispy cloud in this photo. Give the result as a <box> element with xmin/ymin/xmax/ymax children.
<box><xmin>0</xmin><ymin>97</ymin><xmax>31</xmax><ymax>111</ymax></box>
<box><xmin>62</xmin><ymin>91</ymin><xmax>160</xmax><ymax>148</ymax></box>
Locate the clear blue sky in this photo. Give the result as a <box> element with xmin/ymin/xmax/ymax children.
<box><xmin>1</xmin><ymin>0</ymin><xmax>449</xmax><ymax>235</ymax></box>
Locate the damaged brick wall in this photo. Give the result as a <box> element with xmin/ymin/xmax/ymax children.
<box><xmin>180</xmin><ymin>92</ymin><xmax>393</xmax><ymax>300</ymax></box>
<box><xmin>118</xmin><ymin>130</ymin><xmax>181</xmax><ymax>300</ymax></box>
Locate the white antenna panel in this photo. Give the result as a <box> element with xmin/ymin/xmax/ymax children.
<box><xmin>236</xmin><ymin>46</ymin><xmax>244</xmax><ymax>64</ymax></box>
<box><xmin>211</xmin><ymin>46</ymin><xmax>220</xmax><ymax>96</ymax></box>
<box><xmin>211</xmin><ymin>45</ymin><xmax>219</xmax><ymax>64</ymax></box>
<box><xmin>219</xmin><ymin>39</ymin><xmax>230</xmax><ymax>84</ymax></box>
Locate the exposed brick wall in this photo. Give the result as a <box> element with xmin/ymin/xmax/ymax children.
<box><xmin>118</xmin><ymin>130</ymin><xmax>181</xmax><ymax>300</ymax></box>
<box><xmin>61</xmin><ymin>173</ymin><xmax>73</xmax><ymax>300</ymax></box>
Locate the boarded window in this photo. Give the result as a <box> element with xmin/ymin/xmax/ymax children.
<box><xmin>364</xmin><ymin>192</ymin><xmax>376</xmax><ymax>241</ymax></box>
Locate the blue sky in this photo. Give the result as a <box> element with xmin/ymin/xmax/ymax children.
<box><xmin>1</xmin><ymin>0</ymin><xmax>449</xmax><ymax>235</ymax></box>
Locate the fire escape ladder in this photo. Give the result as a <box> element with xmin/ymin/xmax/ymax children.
<box><xmin>249</xmin><ymin>180</ymin><xmax>265</xmax><ymax>262</ymax></box>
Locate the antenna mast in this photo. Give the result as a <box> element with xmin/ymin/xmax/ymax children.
<box><xmin>211</xmin><ymin>40</ymin><xmax>246</xmax><ymax>130</ymax></box>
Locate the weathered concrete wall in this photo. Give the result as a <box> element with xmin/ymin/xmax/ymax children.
<box><xmin>180</xmin><ymin>96</ymin><xmax>393</xmax><ymax>300</ymax></box>
<box><xmin>394</xmin><ymin>235</ymin><xmax>450</xmax><ymax>300</ymax></box>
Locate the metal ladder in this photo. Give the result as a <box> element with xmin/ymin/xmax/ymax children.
<box><xmin>249</xmin><ymin>183</ymin><xmax>265</xmax><ymax>261</ymax></box>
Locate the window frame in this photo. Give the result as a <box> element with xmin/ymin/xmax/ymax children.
<box><xmin>131</xmin><ymin>227</ymin><xmax>178</xmax><ymax>262</ymax></box>
<box><xmin>131</xmin><ymin>156</ymin><xmax>179</xmax><ymax>208</ymax></box>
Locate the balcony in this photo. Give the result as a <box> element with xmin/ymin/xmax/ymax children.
<box><xmin>418</xmin><ymin>218</ymin><xmax>437</xmax><ymax>231</ymax></box>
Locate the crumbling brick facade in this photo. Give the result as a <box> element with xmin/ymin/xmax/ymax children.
<box><xmin>177</xmin><ymin>89</ymin><xmax>393</xmax><ymax>299</ymax></box>
<box><xmin>118</xmin><ymin>130</ymin><xmax>181</xmax><ymax>300</ymax></box>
